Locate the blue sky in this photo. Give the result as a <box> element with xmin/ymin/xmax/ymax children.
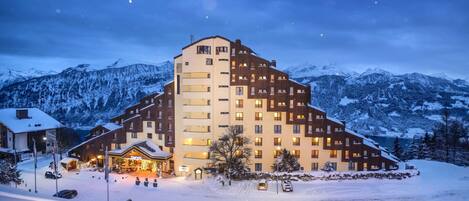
<box><xmin>0</xmin><ymin>0</ymin><xmax>468</xmax><ymax>78</ymax></box>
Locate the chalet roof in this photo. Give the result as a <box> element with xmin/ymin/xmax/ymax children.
<box><xmin>101</xmin><ymin>123</ymin><xmax>122</xmax><ymax>132</ymax></box>
<box><xmin>0</xmin><ymin>108</ymin><xmax>64</xmax><ymax>133</ymax></box>
<box><xmin>109</xmin><ymin>140</ymin><xmax>171</xmax><ymax>160</ymax></box>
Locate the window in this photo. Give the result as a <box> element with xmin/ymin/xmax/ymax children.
<box><xmin>308</xmin><ymin>125</ymin><xmax>313</xmax><ymax>134</ymax></box>
<box><xmin>255</xmin><ymin>137</ymin><xmax>263</xmax><ymax>146</ymax></box>
<box><xmin>330</xmin><ymin>150</ymin><xmax>338</xmax><ymax>158</ymax></box>
<box><xmin>353</xmin><ymin>152</ymin><xmax>361</xmax><ymax>157</ymax></box>
<box><xmin>293</xmin><ymin>125</ymin><xmax>300</xmax><ymax>134</ymax></box>
<box><xmin>234</xmin><ymin>125</ymin><xmax>243</xmax><ymax>133</ymax></box>
<box><xmin>235</xmin><ymin>99</ymin><xmax>243</xmax><ymax>108</ymax></box>
<box><xmin>289</xmin><ymin>100</ymin><xmax>294</xmax><ymax>109</ymax></box>
<box><xmin>147</xmin><ymin>133</ymin><xmax>152</xmax><ymax>139</ymax></box>
<box><xmin>158</xmin><ymin>133</ymin><xmax>163</xmax><ymax>140</ymax></box>
<box><xmin>255</xmin><ymin>150</ymin><xmax>262</xmax><ymax>158</ymax></box>
<box><xmin>311</xmin><ymin>150</ymin><xmax>319</xmax><ymax>158</ymax></box>
<box><xmin>250</xmin><ymin>87</ymin><xmax>255</xmax><ymax>95</ymax></box>
<box><xmin>345</xmin><ymin>138</ymin><xmax>350</xmax><ymax>146</ymax></box>
<box><xmin>206</xmin><ymin>58</ymin><xmax>213</xmax><ymax>65</ymax></box>
<box><xmin>348</xmin><ymin>161</ymin><xmax>356</xmax><ymax>171</ymax></box>
<box><xmin>292</xmin><ymin>137</ymin><xmax>300</xmax><ymax>146</ymax></box>
<box><xmin>255</xmin><ymin>99</ymin><xmax>262</xmax><ymax>108</ymax></box>
<box><xmin>255</xmin><ymin>112</ymin><xmax>263</xmax><ymax>121</ymax></box>
<box><xmin>274</xmin><ymin>150</ymin><xmax>282</xmax><ymax>158</ymax></box>
<box><xmin>216</xmin><ymin>46</ymin><xmax>228</xmax><ymax>54</ymax></box>
<box><xmin>130</xmin><ymin>122</ymin><xmax>134</xmax><ymax>129</ymax></box>
<box><xmin>255</xmin><ymin>163</ymin><xmax>262</xmax><ymax>171</ymax></box>
<box><xmin>289</xmin><ymin>87</ymin><xmax>294</xmax><ymax>95</ymax></box>
<box><xmin>327</xmin><ymin>125</ymin><xmax>331</xmax><ymax>134</ymax></box>
<box><xmin>235</xmin><ymin>112</ymin><xmax>243</xmax><ymax>121</ymax></box>
<box><xmin>274</xmin><ymin>138</ymin><xmax>281</xmax><ymax>146</ymax></box>
<box><xmin>292</xmin><ymin>150</ymin><xmax>300</xmax><ymax>158</ymax></box>
<box><xmin>255</xmin><ymin>125</ymin><xmax>263</xmax><ymax>134</ymax></box>
<box><xmin>147</xmin><ymin>122</ymin><xmax>152</xmax><ymax>128</ymax></box>
<box><xmin>274</xmin><ymin>112</ymin><xmax>281</xmax><ymax>121</ymax></box>
<box><xmin>131</xmin><ymin>132</ymin><xmax>137</xmax><ymax>139</ymax></box>
<box><xmin>311</xmin><ymin>163</ymin><xmax>319</xmax><ymax>171</ymax></box>
<box><xmin>312</xmin><ymin>137</ymin><xmax>319</xmax><ymax>146</ymax></box>
<box><xmin>274</xmin><ymin>125</ymin><xmax>282</xmax><ymax>134</ymax></box>
<box><xmin>236</xmin><ymin>87</ymin><xmax>243</xmax><ymax>95</ymax></box>
<box><xmin>296</xmin><ymin>114</ymin><xmax>305</xmax><ymax>120</ymax></box>
<box><xmin>326</xmin><ymin>138</ymin><xmax>331</xmax><ymax>146</ymax></box>
<box><xmin>197</xmin><ymin>45</ymin><xmax>211</xmax><ymax>54</ymax></box>
<box><xmin>345</xmin><ymin>150</ymin><xmax>349</xmax><ymax>159</ymax></box>
<box><xmin>270</xmin><ymin>87</ymin><xmax>275</xmax><ymax>95</ymax></box>
<box><xmin>147</xmin><ymin>111</ymin><xmax>151</xmax><ymax>119</ymax></box>
<box><xmin>363</xmin><ymin>162</ymin><xmax>368</xmax><ymax>170</ymax></box>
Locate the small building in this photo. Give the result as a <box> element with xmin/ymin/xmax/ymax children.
<box><xmin>0</xmin><ymin>108</ymin><xmax>64</xmax><ymax>161</ymax></box>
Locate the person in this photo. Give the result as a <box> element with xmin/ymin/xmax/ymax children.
<box><xmin>153</xmin><ymin>179</ymin><xmax>158</xmax><ymax>188</ymax></box>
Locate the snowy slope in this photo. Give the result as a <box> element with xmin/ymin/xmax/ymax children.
<box><xmin>0</xmin><ymin>68</ymin><xmax>57</xmax><ymax>89</ymax></box>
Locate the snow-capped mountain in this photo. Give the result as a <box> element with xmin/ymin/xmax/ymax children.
<box><xmin>0</xmin><ymin>68</ymin><xmax>57</xmax><ymax>89</ymax></box>
<box><xmin>0</xmin><ymin>61</ymin><xmax>173</xmax><ymax>128</ymax></box>
<box><xmin>287</xmin><ymin>65</ymin><xmax>469</xmax><ymax>138</ymax></box>
<box><xmin>0</xmin><ymin>62</ymin><xmax>467</xmax><ymax>138</ymax></box>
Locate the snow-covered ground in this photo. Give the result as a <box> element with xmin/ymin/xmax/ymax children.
<box><xmin>1</xmin><ymin>158</ymin><xmax>468</xmax><ymax>201</ymax></box>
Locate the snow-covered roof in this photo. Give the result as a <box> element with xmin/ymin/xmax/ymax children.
<box><xmin>381</xmin><ymin>150</ymin><xmax>399</xmax><ymax>163</ymax></box>
<box><xmin>109</xmin><ymin>140</ymin><xmax>171</xmax><ymax>160</ymax></box>
<box><xmin>140</xmin><ymin>103</ymin><xmax>155</xmax><ymax>111</ymax></box>
<box><xmin>345</xmin><ymin>129</ymin><xmax>366</xmax><ymax>139</ymax></box>
<box><xmin>0</xmin><ymin>108</ymin><xmax>64</xmax><ymax>133</ymax></box>
<box><xmin>68</xmin><ymin>127</ymin><xmax>122</xmax><ymax>153</ymax></box>
<box><xmin>327</xmin><ymin>117</ymin><xmax>344</xmax><ymax>125</ymax></box>
<box><xmin>60</xmin><ymin>157</ymin><xmax>78</xmax><ymax>164</ymax></box>
<box><xmin>307</xmin><ymin>104</ymin><xmax>325</xmax><ymax>113</ymax></box>
<box><xmin>363</xmin><ymin>139</ymin><xmax>379</xmax><ymax>150</ymax></box>
<box><xmin>102</xmin><ymin>123</ymin><xmax>122</xmax><ymax>131</ymax></box>
<box><xmin>123</xmin><ymin>114</ymin><xmax>140</xmax><ymax>123</ymax></box>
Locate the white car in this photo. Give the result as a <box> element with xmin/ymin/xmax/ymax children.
<box><xmin>257</xmin><ymin>179</ymin><xmax>268</xmax><ymax>191</ymax></box>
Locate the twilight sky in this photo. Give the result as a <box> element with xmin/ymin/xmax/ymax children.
<box><xmin>0</xmin><ymin>0</ymin><xmax>468</xmax><ymax>78</ymax></box>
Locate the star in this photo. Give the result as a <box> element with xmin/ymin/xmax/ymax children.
<box><xmin>129</xmin><ymin>0</ymin><xmax>133</xmax><ymax>4</ymax></box>
<box><xmin>319</xmin><ymin>33</ymin><xmax>325</xmax><ymax>38</ymax></box>
<box><xmin>374</xmin><ymin>0</ymin><xmax>379</xmax><ymax>5</ymax></box>
<box><xmin>55</xmin><ymin>9</ymin><xmax>61</xmax><ymax>14</ymax></box>
<box><xmin>205</xmin><ymin>15</ymin><xmax>209</xmax><ymax>20</ymax></box>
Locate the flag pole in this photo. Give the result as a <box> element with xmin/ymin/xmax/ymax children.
<box><xmin>53</xmin><ymin>143</ymin><xmax>58</xmax><ymax>195</ymax></box>
<box><xmin>105</xmin><ymin>146</ymin><xmax>109</xmax><ymax>201</ymax></box>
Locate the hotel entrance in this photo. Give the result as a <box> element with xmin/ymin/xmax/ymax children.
<box><xmin>109</xmin><ymin>140</ymin><xmax>172</xmax><ymax>177</ymax></box>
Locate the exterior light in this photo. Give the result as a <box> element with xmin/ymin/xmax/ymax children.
<box><xmin>42</xmin><ymin>137</ymin><xmax>47</xmax><ymax>141</ymax></box>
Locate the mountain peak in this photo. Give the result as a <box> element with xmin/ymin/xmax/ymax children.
<box><xmin>360</xmin><ymin>68</ymin><xmax>392</xmax><ymax>77</ymax></box>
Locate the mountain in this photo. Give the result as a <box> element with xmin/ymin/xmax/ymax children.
<box><xmin>0</xmin><ymin>62</ymin><xmax>467</xmax><ymax>138</ymax></box>
<box><xmin>0</xmin><ymin>61</ymin><xmax>173</xmax><ymax>128</ymax></box>
<box><xmin>0</xmin><ymin>68</ymin><xmax>57</xmax><ymax>89</ymax></box>
<box><xmin>285</xmin><ymin>66</ymin><xmax>469</xmax><ymax>138</ymax></box>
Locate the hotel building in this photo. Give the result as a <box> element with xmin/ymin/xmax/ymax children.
<box><xmin>69</xmin><ymin>36</ymin><xmax>398</xmax><ymax>175</ymax></box>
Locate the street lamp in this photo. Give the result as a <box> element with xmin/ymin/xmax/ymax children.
<box><xmin>275</xmin><ymin>146</ymin><xmax>281</xmax><ymax>195</ymax></box>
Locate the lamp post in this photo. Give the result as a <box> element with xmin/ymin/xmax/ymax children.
<box><xmin>32</xmin><ymin>138</ymin><xmax>37</xmax><ymax>193</ymax></box>
<box><xmin>275</xmin><ymin>146</ymin><xmax>281</xmax><ymax>195</ymax></box>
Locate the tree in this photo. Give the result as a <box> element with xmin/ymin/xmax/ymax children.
<box><xmin>56</xmin><ymin>127</ymin><xmax>81</xmax><ymax>159</ymax></box>
<box><xmin>404</xmin><ymin>136</ymin><xmax>420</xmax><ymax>160</ymax></box>
<box><xmin>392</xmin><ymin>137</ymin><xmax>403</xmax><ymax>159</ymax></box>
<box><xmin>449</xmin><ymin>121</ymin><xmax>464</xmax><ymax>163</ymax></box>
<box><xmin>442</xmin><ymin>107</ymin><xmax>450</xmax><ymax>162</ymax></box>
<box><xmin>0</xmin><ymin>160</ymin><xmax>22</xmax><ymax>185</ymax></box>
<box><xmin>209</xmin><ymin>126</ymin><xmax>251</xmax><ymax>184</ymax></box>
<box><xmin>272</xmin><ymin>149</ymin><xmax>300</xmax><ymax>172</ymax></box>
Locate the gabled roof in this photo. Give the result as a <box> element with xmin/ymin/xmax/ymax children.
<box><xmin>0</xmin><ymin>108</ymin><xmax>64</xmax><ymax>133</ymax></box>
<box><xmin>109</xmin><ymin>140</ymin><xmax>171</xmax><ymax>160</ymax></box>
<box><xmin>68</xmin><ymin>127</ymin><xmax>123</xmax><ymax>153</ymax></box>
<box><xmin>182</xmin><ymin>35</ymin><xmax>232</xmax><ymax>50</ymax></box>
<box><xmin>101</xmin><ymin>123</ymin><xmax>122</xmax><ymax>132</ymax></box>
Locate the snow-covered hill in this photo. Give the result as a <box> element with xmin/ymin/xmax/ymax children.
<box><xmin>286</xmin><ymin>66</ymin><xmax>469</xmax><ymax>138</ymax></box>
<box><xmin>0</xmin><ymin>61</ymin><xmax>173</xmax><ymax>128</ymax></box>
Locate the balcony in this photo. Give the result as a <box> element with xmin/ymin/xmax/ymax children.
<box><xmin>183</xmin><ymin>152</ymin><xmax>209</xmax><ymax>160</ymax></box>
<box><xmin>182</xmin><ymin>85</ymin><xmax>210</xmax><ymax>92</ymax></box>
<box><xmin>183</xmin><ymin>138</ymin><xmax>211</xmax><ymax>146</ymax></box>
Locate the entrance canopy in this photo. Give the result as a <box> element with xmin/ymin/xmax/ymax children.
<box><xmin>109</xmin><ymin>140</ymin><xmax>172</xmax><ymax>160</ymax></box>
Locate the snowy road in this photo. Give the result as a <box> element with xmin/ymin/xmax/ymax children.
<box><xmin>1</xmin><ymin>159</ymin><xmax>468</xmax><ymax>201</ymax></box>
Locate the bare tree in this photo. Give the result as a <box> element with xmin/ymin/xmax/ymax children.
<box><xmin>272</xmin><ymin>149</ymin><xmax>300</xmax><ymax>172</ymax></box>
<box><xmin>209</xmin><ymin>126</ymin><xmax>251</xmax><ymax>184</ymax></box>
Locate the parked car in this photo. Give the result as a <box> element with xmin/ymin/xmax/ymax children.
<box><xmin>257</xmin><ymin>179</ymin><xmax>268</xmax><ymax>191</ymax></box>
<box><xmin>53</xmin><ymin>189</ymin><xmax>78</xmax><ymax>199</ymax></box>
<box><xmin>45</xmin><ymin>171</ymin><xmax>62</xmax><ymax>179</ymax></box>
<box><xmin>281</xmin><ymin>180</ymin><xmax>293</xmax><ymax>192</ymax></box>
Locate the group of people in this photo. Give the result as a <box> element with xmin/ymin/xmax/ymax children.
<box><xmin>135</xmin><ymin>177</ymin><xmax>158</xmax><ymax>188</ymax></box>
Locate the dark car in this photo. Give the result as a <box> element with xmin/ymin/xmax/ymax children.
<box><xmin>45</xmin><ymin>171</ymin><xmax>62</xmax><ymax>179</ymax></box>
<box><xmin>54</xmin><ymin>189</ymin><xmax>78</xmax><ymax>199</ymax></box>
<box><xmin>281</xmin><ymin>180</ymin><xmax>293</xmax><ymax>192</ymax></box>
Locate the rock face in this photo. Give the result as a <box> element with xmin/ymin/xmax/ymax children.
<box><xmin>1</xmin><ymin>62</ymin><xmax>467</xmax><ymax>137</ymax></box>
<box><xmin>286</xmin><ymin>65</ymin><xmax>469</xmax><ymax>138</ymax></box>
<box><xmin>0</xmin><ymin>62</ymin><xmax>173</xmax><ymax>128</ymax></box>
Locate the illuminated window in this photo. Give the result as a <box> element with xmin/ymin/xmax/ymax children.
<box><xmin>255</xmin><ymin>99</ymin><xmax>262</xmax><ymax>108</ymax></box>
<box><xmin>326</xmin><ymin>138</ymin><xmax>331</xmax><ymax>146</ymax></box>
<box><xmin>274</xmin><ymin>150</ymin><xmax>282</xmax><ymax>158</ymax></box>
<box><xmin>255</xmin><ymin>112</ymin><xmax>263</xmax><ymax>121</ymax></box>
<box><xmin>235</xmin><ymin>99</ymin><xmax>243</xmax><ymax>108</ymax></box>
<box><xmin>311</xmin><ymin>150</ymin><xmax>319</xmax><ymax>158</ymax></box>
<box><xmin>292</xmin><ymin>137</ymin><xmax>300</xmax><ymax>146</ymax></box>
<box><xmin>274</xmin><ymin>138</ymin><xmax>281</xmax><ymax>146</ymax></box>
<box><xmin>255</xmin><ymin>137</ymin><xmax>263</xmax><ymax>146</ymax></box>
<box><xmin>312</xmin><ymin>137</ymin><xmax>319</xmax><ymax>146</ymax></box>
<box><xmin>293</xmin><ymin>150</ymin><xmax>300</xmax><ymax>158</ymax></box>
<box><xmin>255</xmin><ymin>150</ymin><xmax>263</xmax><ymax>158</ymax></box>
<box><xmin>235</xmin><ymin>112</ymin><xmax>243</xmax><ymax>121</ymax></box>
<box><xmin>274</xmin><ymin>112</ymin><xmax>281</xmax><ymax>121</ymax></box>
<box><xmin>330</xmin><ymin>150</ymin><xmax>338</xmax><ymax>158</ymax></box>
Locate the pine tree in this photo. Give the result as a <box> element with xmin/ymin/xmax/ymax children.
<box><xmin>0</xmin><ymin>160</ymin><xmax>22</xmax><ymax>185</ymax></box>
<box><xmin>405</xmin><ymin>136</ymin><xmax>420</xmax><ymax>160</ymax></box>
<box><xmin>272</xmin><ymin>149</ymin><xmax>300</xmax><ymax>172</ymax></box>
<box><xmin>392</xmin><ymin>137</ymin><xmax>402</xmax><ymax>159</ymax></box>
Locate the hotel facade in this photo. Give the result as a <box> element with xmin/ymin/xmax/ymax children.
<box><xmin>69</xmin><ymin>36</ymin><xmax>398</xmax><ymax>175</ymax></box>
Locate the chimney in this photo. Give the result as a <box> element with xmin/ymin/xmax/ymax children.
<box><xmin>16</xmin><ymin>109</ymin><xmax>29</xmax><ymax>119</ymax></box>
<box><xmin>235</xmin><ymin>39</ymin><xmax>241</xmax><ymax>46</ymax></box>
<box><xmin>271</xmin><ymin>60</ymin><xmax>276</xmax><ymax>68</ymax></box>
<box><xmin>341</xmin><ymin>121</ymin><xmax>346</xmax><ymax>128</ymax></box>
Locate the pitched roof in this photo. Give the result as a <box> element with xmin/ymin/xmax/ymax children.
<box><xmin>0</xmin><ymin>108</ymin><xmax>64</xmax><ymax>133</ymax></box>
<box><xmin>109</xmin><ymin>140</ymin><xmax>171</xmax><ymax>160</ymax></box>
<box><xmin>101</xmin><ymin>123</ymin><xmax>122</xmax><ymax>132</ymax></box>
